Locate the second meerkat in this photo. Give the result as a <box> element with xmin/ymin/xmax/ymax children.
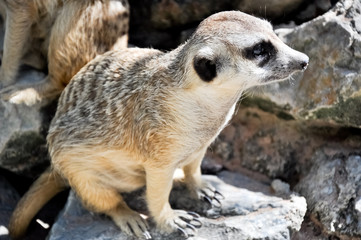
<box><xmin>0</xmin><ymin>0</ymin><xmax>129</xmax><ymax>105</ymax></box>
<box><xmin>9</xmin><ymin>11</ymin><xmax>309</xmax><ymax>239</ymax></box>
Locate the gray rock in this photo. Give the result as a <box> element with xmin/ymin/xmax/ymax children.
<box><xmin>0</xmin><ymin>175</ymin><xmax>19</xmax><ymax>240</ymax></box>
<box><xmin>0</xmin><ymin>69</ymin><xmax>53</xmax><ymax>177</ymax></box>
<box><xmin>207</xmin><ymin>107</ymin><xmax>320</xmax><ymax>180</ymax></box>
<box><xmin>258</xmin><ymin>0</ymin><xmax>361</xmax><ymax>128</ymax></box>
<box><xmin>49</xmin><ymin>174</ymin><xmax>306</xmax><ymax>240</ymax></box>
<box><xmin>295</xmin><ymin>152</ymin><xmax>361</xmax><ymax>237</ymax></box>
<box><xmin>218</xmin><ymin>170</ymin><xmax>272</xmax><ymax>195</ymax></box>
<box><xmin>271</xmin><ymin>179</ymin><xmax>291</xmax><ymax>197</ymax></box>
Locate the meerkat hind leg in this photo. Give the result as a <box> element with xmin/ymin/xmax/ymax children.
<box><xmin>108</xmin><ymin>204</ymin><xmax>151</xmax><ymax>239</ymax></box>
<box><xmin>70</xmin><ymin>176</ymin><xmax>151</xmax><ymax>239</ymax></box>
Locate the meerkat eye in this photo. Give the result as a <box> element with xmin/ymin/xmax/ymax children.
<box><xmin>253</xmin><ymin>42</ymin><xmax>270</xmax><ymax>57</ymax></box>
<box><xmin>244</xmin><ymin>41</ymin><xmax>277</xmax><ymax>66</ymax></box>
<box><xmin>252</xmin><ymin>43</ymin><xmax>266</xmax><ymax>57</ymax></box>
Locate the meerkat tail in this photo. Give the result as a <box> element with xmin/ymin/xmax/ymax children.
<box><xmin>8</xmin><ymin>168</ymin><xmax>67</xmax><ymax>239</ymax></box>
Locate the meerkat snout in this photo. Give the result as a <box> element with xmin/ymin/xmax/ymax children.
<box><xmin>279</xmin><ymin>43</ymin><xmax>309</xmax><ymax>71</ymax></box>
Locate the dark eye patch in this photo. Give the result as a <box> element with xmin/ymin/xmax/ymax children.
<box><xmin>244</xmin><ymin>41</ymin><xmax>277</xmax><ymax>67</ymax></box>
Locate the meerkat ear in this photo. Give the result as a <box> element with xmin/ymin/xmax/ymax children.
<box><xmin>193</xmin><ymin>55</ymin><xmax>217</xmax><ymax>82</ymax></box>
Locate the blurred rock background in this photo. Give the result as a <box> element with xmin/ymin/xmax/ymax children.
<box><xmin>1</xmin><ymin>0</ymin><xmax>361</xmax><ymax>239</ymax></box>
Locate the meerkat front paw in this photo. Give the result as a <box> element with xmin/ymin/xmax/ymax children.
<box><xmin>158</xmin><ymin>210</ymin><xmax>202</xmax><ymax>238</ymax></box>
<box><xmin>192</xmin><ymin>182</ymin><xmax>224</xmax><ymax>208</ymax></box>
<box><xmin>0</xmin><ymin>85</ymin><xmax>40</xmax><ymax>105</ymax></box>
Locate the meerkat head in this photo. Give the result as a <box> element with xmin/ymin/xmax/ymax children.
<box><xmin>184</xmin><ymin>11</ymin><xmax>309</xmax><ymax>90</ymax></box>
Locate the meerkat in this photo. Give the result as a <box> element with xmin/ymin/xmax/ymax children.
<box><xmin>0</xmin><ymin>0</ymin><xmax>129</xmax><ymax>105</ymax></box>
<box><xmin>9</xmin><ymin>11</ymin><xmax>309</xmax><ymax>239</ymax></box>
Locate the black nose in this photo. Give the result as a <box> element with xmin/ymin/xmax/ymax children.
<box><xmin>300</xmin><ymin>60</ymin><xmax>308</xmax><ymax>70</ymax></box>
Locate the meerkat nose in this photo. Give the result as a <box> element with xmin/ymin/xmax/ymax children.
<box><xmin>300</xmin><ymin>60</ymin><xmax>308</xmax><ymax>70</ymax></box>
<box><xmin>299</xmin><ymin>55</ymin><xmax>309</xmax><ymax>70</ymax></box>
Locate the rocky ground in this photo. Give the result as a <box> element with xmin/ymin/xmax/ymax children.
<box><xmin>1</xmin><ymin>0</ymin><xmax>361</xmax><ymax>239</ymax></box>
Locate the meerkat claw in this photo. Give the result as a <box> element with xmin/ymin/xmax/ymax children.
<box><xmin>143</xmin><ymin>231</ymin><xmax>152</xmax><ymax>239</ymax></box>
<box><xmin>201</xmin><ymin>191</ymin><xmax>222</xmax><ymax>208</ymax></box>
<box><xmin>176</xmin><ymin>226</ymin><xmax>196</xmax><ymax>239</ymax></box>
<box><xmin>214</xmin><ymin>190</ymin><xmax>225</xmax><ymax>200</ymax></box>
<box><xmin>177</xmin><ymin>226</ymin><xmax>189</xmax><ymax>238</ymax></box>
<box><xmin>171</xmin><ymin>210</ymin><xmax>202</xmax><ymax>237</ymax></box>
<box><xmin>187</xmin><ymin>211</ymin><xmax>200</xmax><ymax>218</ymax></box>
<box><xmin>204</xmin><ymin>195</ymin><xmax>221</xmax><ymax>208</ymax></box>
<box><xmin>190</xmin><ymin>218</ymin><xmax>202</xmax><ymax>228</ymax></box>
<box><xmin>212</xmin><ymin>196</ymin><xmax>222</xmax><ymax>208</ymax></box>
<box><xmin>203</xmin><ymin>195</ymin><xmax>213</xmax><ymax>205</ymax></box>
<box><xmin>199</xmin><ymin>186</ymin><xmax>224</xmax><ymax>208</ymax></box>
<box><xmin>186</xmin><ymin>223</ymin><xmax>196</xmax><ymax>231</ymax></box>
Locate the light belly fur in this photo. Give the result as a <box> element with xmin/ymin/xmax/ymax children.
<box><xmin>53</xmin><ymin>147</ymin><xmax>146</xmax><ymax>193</ymax></box>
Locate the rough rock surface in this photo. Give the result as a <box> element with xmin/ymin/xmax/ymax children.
<box><xmin>264</xmin><ymin>0</ymin><xmax>361</xmax><ymax>128</ymax></box>
<box><xmin>295</xmin><ymin>152</ymin><xmax>361</xmax><ymax>238</ymax></box>
<box><xmin>207</xmin><ymin>103</ymin><xmax>361</xmax><ymax>181</ymax></box>
<box><xmin>0</xmin><ymin>69</ymin><xmax>53</xmax><ymax>178</ymax></box>
<box><xmin>48</xmin><ymin>174</ymin><xmax>306</xmax><ymax>240</ymax></box>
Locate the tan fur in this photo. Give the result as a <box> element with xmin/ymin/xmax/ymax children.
<box><xmin>0</xmin><ymin>0</ymin><xmax>129</xmax><ymax>105</ymax></box>
<box><xmin>9</xmin><ymin>11</ymin><xmax>309</xmax><ymax>239</ymax></box>
<box><xmin>8</xmin><ymin>169</ymin><xmax>66</xmax><ymax>239</ymax></box>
